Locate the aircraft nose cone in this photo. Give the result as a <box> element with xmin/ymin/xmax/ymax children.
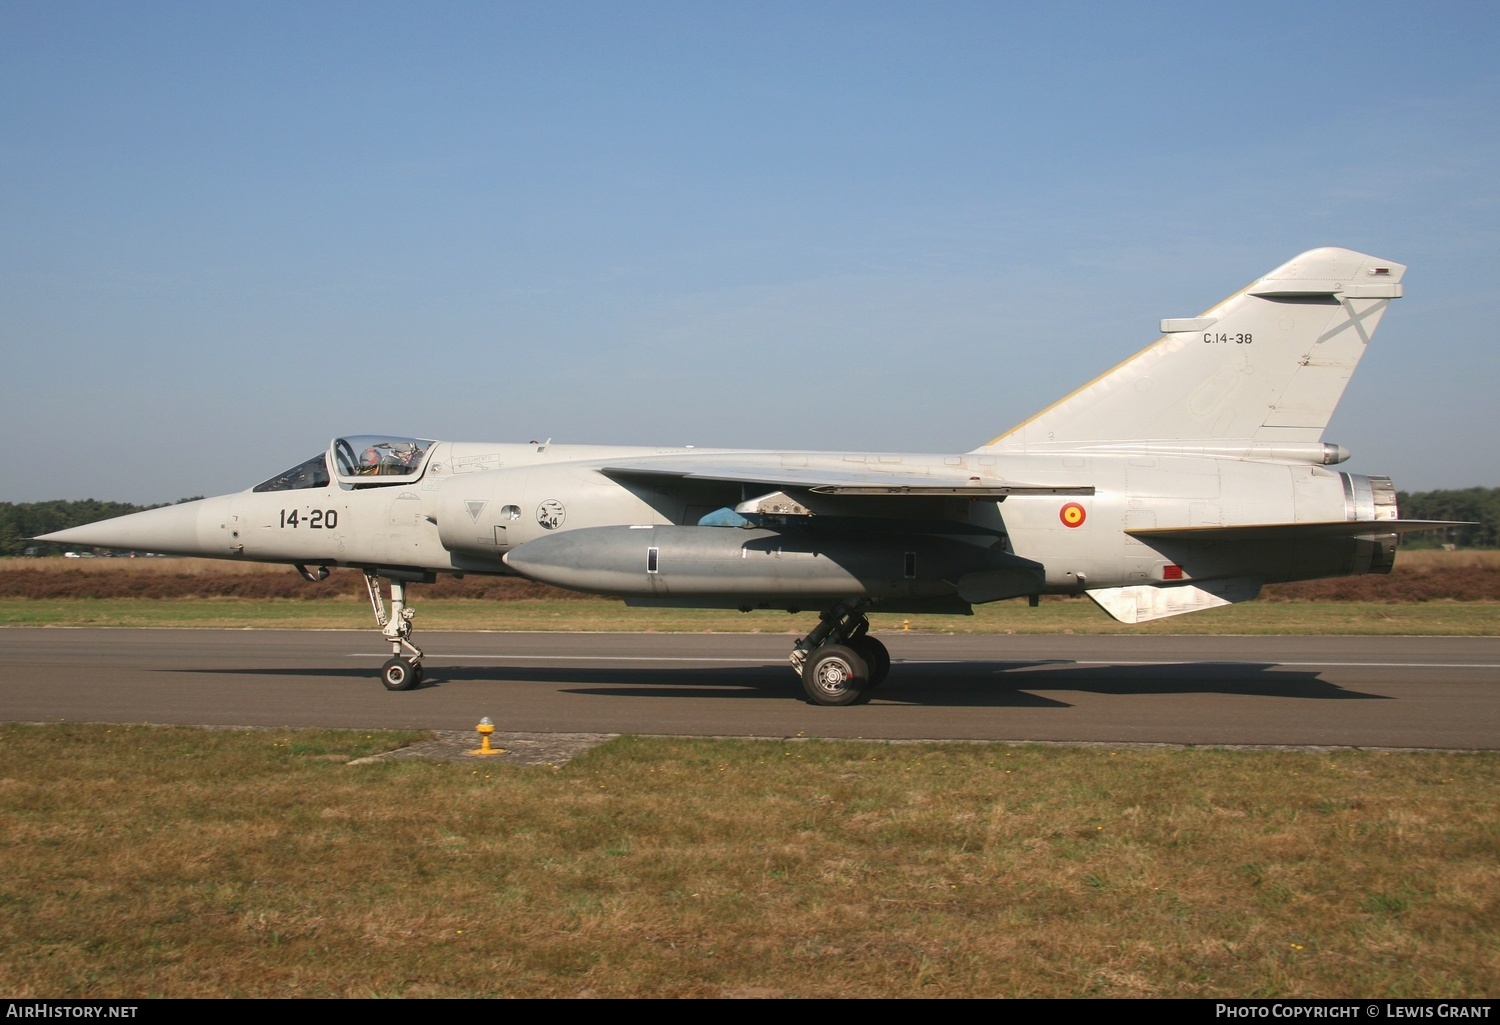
<box><xmin>36</xmin><ymin>497</ymin><xmax>228</xmax><ymax>556</ymax></box>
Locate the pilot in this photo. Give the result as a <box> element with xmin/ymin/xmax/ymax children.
<box><xmin>360</xmin><ymin>443</ymin><xmax>421</xmax><ymax>475</ymax></box>
<box><xmin>360</xmin><ymin>447</ymin><xmax>395</xmax><ymax>475</ymax></box>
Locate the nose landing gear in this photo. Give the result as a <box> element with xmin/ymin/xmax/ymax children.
<box><xmin>790</xmin><ymin>602</ymin><xmax>892</xmax><ymax>706</ymax></box>
<box><xmin>365</xmin><ymin>570</ymin><xmax>425</xmax><ymax>691</ymax></box>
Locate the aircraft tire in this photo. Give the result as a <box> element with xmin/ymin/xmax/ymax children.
<box><xmin>381</xmin><ymin>657</ymin><xmax>421</xmax><ymax>692</ymax></box>
<box><xmin>801</xmin><ymin>644</ymin><xmax>871</xmax><ymax>706</ymax></box>
<box><xmin>850</xmin><ymin>636</ymin><xmax>890</xmax><ymax>688</ymax></box>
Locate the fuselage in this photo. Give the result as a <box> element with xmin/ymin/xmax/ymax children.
<box><xmin>79</xmin><ymin>436</ymin><xmax>1395</xmax><ymax>616</ymax></box>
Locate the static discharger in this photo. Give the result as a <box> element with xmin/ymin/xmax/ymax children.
<box><xmin>469</xmin><ymin>716</ymin><xmax>503</xmax><ymax>757</ymax></box>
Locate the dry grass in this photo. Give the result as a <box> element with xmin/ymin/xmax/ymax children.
<box><xmin>4</xmin><ymin>551</ymin><xmax>1499</xmax><ymax>634</ymax></box>
<box><xmin>1265</xmin><ymin>549</ymin><xmax>1500</xmax><ymax>602</ymax></box>
<box><xmin>0</xmin><ymin>558</ymin><xmax>574</xmax><ymax>600</ymax></box>
<box><xmin>1392</xmin><ymin>549</ymin><xmax>1500</xmax><ymax>570</ymax></box>
<box><xmin>1</xmin><ymin>725</ymin><xmax>1495</xmax><ymax>998</ymax></box>
<box><xmin>5</xmin><ymin>550</ymin><xmax>1498</xmax><ymax>602</ymax></box>
<box><xmin>5</xmin><ymin>557</ymin><xmax>299</xmax><ymax>575</ymax></box>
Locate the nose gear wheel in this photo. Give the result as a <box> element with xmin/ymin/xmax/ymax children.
<box><xmin>366</xmin><ymin>570</ymin><xmax>425</xmax><ymax>690</ymax></box>
<box><xmin>381</xmin><ymin>657</ymin><xmax>422</xmax><ymax>691</ymax></box>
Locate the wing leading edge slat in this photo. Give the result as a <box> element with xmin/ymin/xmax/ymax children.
<box><xmin>600</xmin><ymin>461</ymin><xmax>1092</xmax><ymax>498</ymax></box>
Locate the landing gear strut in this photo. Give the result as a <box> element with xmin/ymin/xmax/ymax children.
<box><xmin>790</xmin><ymin>602</ymin><xmax>891</xmax><ymax>706</ymax></box>
<box><xmin>365</xmin><ymin>571</ymin><xmax>424</xmax><ymax>691</ymax></box>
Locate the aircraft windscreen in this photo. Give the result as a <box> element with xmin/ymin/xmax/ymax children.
<box><xmin>332</xmin><ymin>436</ymin><xmax>433</xmax><ymax>479</ymax></box>
<box><xmin>252</xmin><ymin>453</ymin><xmax>331</xmax><ymax>493</ymax></box>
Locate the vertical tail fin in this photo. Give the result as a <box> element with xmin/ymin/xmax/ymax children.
<box><xmin>977</xmin><ymin>248</ymin><xmax>1404</xmax><ymax>459</ymax></box>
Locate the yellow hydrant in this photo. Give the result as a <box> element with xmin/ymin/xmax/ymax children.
<box><xmin>469</xmin><ymin>716</ymin><xmax>503</xmax><ymax>756</ymax></box>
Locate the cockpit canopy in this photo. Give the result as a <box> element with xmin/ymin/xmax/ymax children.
<box><xmin>330</xmin><ymin>436</ymin><xmax>435</xmax><ymax>485</ymax></box>
<box><xmin>252</xmin><ymin>436</ymin><xmax>435</xmax><ymax>493</ymax></box>
<box><xmin>253</xmin><ymin>453</ymin><xmax>331</xmax><ymax>493</ymax></box>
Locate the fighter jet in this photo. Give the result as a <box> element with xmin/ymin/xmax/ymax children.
<box><xmin>40</xmin><ymin>248</ymin><xmax>1456</xmax><ymax>704</ymax></box>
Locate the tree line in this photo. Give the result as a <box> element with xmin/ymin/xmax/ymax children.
<box><xmin>1</xmin><ymin>488</ymin><xmax>1496</xmax><ymax>557</ymax></box>
<box><xmin>1</xmin><ymin>499</ymin><xmax>201</xmax><ymax>557</ymax></box>
<box><xmin>1397</xmin><ymin>487</ymin><xmax>1500</xmax><ymax>548</ymax></box>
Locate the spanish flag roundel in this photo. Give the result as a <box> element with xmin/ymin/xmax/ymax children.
<box><xmin>1060</xmin><ymin>502</ymin><xmax>1087</xmax><ymax>528</ymax></box>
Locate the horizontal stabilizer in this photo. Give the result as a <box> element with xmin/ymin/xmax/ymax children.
<box><xmin>1127</xmin><ymin>520</ymin><xmax>1470</xmax><ymax>542</ymax></box>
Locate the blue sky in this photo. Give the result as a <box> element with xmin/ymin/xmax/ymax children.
<box><xmin>3</xmin><ymin>1</ymin><xmax>1497</xmax><ymax>502</ymax></box>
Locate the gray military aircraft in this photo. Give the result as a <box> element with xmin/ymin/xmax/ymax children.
<box><xmin>41</xmin><ymin>247</ymin><xmax>1455</xmax><ymax>704</ymax></box>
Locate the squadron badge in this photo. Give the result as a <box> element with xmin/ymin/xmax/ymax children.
<box><xmin>536</xmin><ymin>499</ymin><xmax>566</xmax><ymax>530</ymax></box>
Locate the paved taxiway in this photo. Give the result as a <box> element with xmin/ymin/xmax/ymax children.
<box><xmin>4</xmin><ymin>628</ymin><xmax>1498</xmax><ymax>748</ymax></box>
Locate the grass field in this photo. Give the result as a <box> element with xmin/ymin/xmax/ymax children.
<box><xmin>4</xmin><ymin>555</ymin><xmax>1497</xmax><ymax>998</ymax></box>
<box><xmin>2</xmin><ymin>725</ymin><xmax>1496</xmax><ymax>998</ymax></box>
<box><xmin>3</xmin><ymin>595</ymin><xmax>1499</xmax><ymax>635</ymax></box>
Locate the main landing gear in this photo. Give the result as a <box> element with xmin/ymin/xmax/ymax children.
<box><xmin>365</xmin><ymin>571</ymin><xmax>424</xmax><ymax>691</ymax></box>
<box><xmin>789</xmin><ymin>602</ymin><xmax>891</xmax><ymax>706</ymax></box>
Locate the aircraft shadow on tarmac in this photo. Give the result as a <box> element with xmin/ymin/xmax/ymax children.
<box><xmin>190</xmin><ymin>659</ymin><xmax>1389</xmax><ymax>708</ymax></box>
